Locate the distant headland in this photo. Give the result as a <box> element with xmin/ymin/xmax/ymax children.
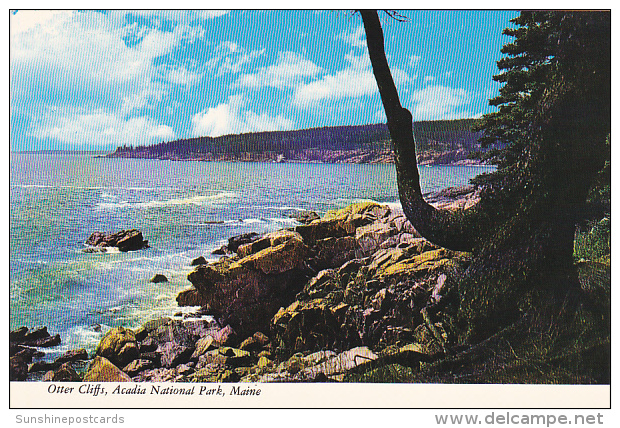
<box><xmin>105</xmin><ymin>119</ymin><xmax>495</xmax><ymax>166</ymax></box>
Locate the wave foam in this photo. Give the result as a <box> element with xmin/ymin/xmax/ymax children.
<box><xmin>95</xmin><ymin>191</ymin><xmax>238</xmax><ymax>210</ymax></box>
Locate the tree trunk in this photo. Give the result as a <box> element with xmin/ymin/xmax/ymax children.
<box><xmin>361</xmin><ymin>10</ymin><xmax>477</xmax><ymax>252</ymax></box>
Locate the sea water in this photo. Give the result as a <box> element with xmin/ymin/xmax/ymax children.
<box><xmin>9</xmin><ymin>152</ymin><xmax>494</xmax><ymax>356</ymax></box>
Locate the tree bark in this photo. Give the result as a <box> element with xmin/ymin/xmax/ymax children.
<box><xmin>361</xmin><ymin>10</ymin><xmax>477</xmax><ymax>252</ymax></box>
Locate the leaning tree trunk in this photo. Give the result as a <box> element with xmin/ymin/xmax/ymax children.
<box><xmin>360</xmin><ymin>10</ymin><xmax>478</xmax><ymax>252</ymax></box>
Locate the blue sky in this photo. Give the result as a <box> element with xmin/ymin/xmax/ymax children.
<box><xmin>10</xmin><ymin>9</ymin><xmax>519</xmax><ymax>151</ymax></box>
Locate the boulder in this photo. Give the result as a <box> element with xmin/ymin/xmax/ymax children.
<box><xmin>296</xmin><ymin>346</ymin><xmax>378</xmax><ymax>380</ymax></box>
<box><xmin>236</xmin><ymin>238</ymin><xmax>271</xmax><ymax>258</ymax></box>
<box><xmin>9</xmin><ymin>327</ymin><xmax>29</xmax><ymax>343</ymax></box>
<box><xmin>150</xmin><ymin>321</ymin><xmax>197</xmax><ymax>349</ymax></box>
<box><xmin>95</xmin><ymin>327</ymin><xmax>139</xmax><ymax>368</ymax></box>
<box><xmin>122</xmin><ymin>359</ymin><xmax>155</xmax><ymax>377</ymax></box>
<box><xmin>9</xmin><ymin>355</ymin><xmax>29</xmax><ymax>381</ymax></box>
<box><xmin>356</xmin><ymin>221</ymin><xmax>397</xmax><ymax>255</ymax></box>
<box><xmin>216</xmin><ymin>347</ymin><xmax>252</xmax><ymax>367</ymax></box>
<box><xmin>227</xmin><ymin>232</ymin><xmax>260</xmax><ymax>253</ymax></box>
<box><xmin>43</xmin><ymin>363</ymin><xmax>81</xmax><ymax>382</ymax></box>
<box><xmin>191</xmin><ymin>256</ymin><xmax>208</xmax><ymax>266</ymax></box>
<box><xmin>240</xmin><ymin>237</ymin><xmax>307</xmax><ymax>274</ymax></box>
<box><xmin>295</xmin><ymin>202</ymin><xmax>386</xmax><ymax>243</ymax></box>
<box><xmin>55</xmin><ymin>348</ymin><xmax>88</xmax><ymax>365</ymax></box>
<box><xmin>12</xmin><ymin>326</ymin><xmax>60</xmax><ymax>348</ymax></box>
<box><xmin>176</xmin><ymin>288</ymin><xmax>208</xmax><ymax>307</ymax></box>
<box><xmin>179</xmin><ymin>240</ymin><xmax>310</xmax><ymax>337</ymax></box>
<box><xmin>212</xmin><ymin>325</ymin><xmax>236</xmax><ymax>346</ymax></box>
<box><xmin>84</xmin><ymin>356</ymin><xmax>132</xmax><ymax>382</ymax></box>
<box><xmin>150</xmin><ymin>274</ymin><xmax>168</xmax><ymax>283</ymax></box>
<box><xmin>271</xmin><ymin>298</ymin><xmax>358</xmax><ymax>355</ymax></box>
<box><xmin>26</xmin><ymin>334</ymin><xmax>61</xmax><ymax>348</ymax></box>
<box><xmin>290</xmin><ymin>210</ymin><xmax>320</xmax><ymax>224</ymax></box>
<box><xmin>9</xmin><ymin>326</ymin><xmax>63</xmax><ymax>379</ymax></box>
<box><xmin>239</xmin><ymin>332</ymin><xmax>270</xmax><ymax>352</ymax></box>
<box><xmin>134</xmin><ymin>317</ymin><xmax>172</xmax><ymax>341</ymax></box>
<box><xmin>372</xmin><ymin>249</ymin><xmax>456</xmax><ymax>281</ymax></box>
<box><xmin>237</xmin><ymin>230</ymin><xmax>302</xmax><ymax>259</ymax></box>
<box><xmin>181</xmin><ymin>318</ymin><xmax>219</xmax><ymax>338</ymax></box>
<box><xmin>191</xmin><ymin>336</ymin><xmax>215</xmax><ymax>359</ymax></box>
<box><xmin>314</xmin><ymin>236</ymin><xmax>359</xmax><ymax>269</ymax></box>
<box><xmin>85</xmin><ymin>229</ymin><xmax>148</xmax><ymax>252</ymax></box>
<box><xmin>212</xmin><ymin>247</ymin><xmax>230</xmax><ymax>255</ymax></box>
<box><xmin>157</xmin><ymin>342</ymin><xmax>194</xmax><ymax>368</ymax></box>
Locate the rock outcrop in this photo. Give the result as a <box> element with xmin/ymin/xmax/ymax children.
<box><xmin>9</xmin><ymin>326</ymin><xmax>64</xmax><ymax>381</ymax></box>
<box><xmin>178</xmin><ymin>230</ymin><xmax>311</xmax><ymax>337</ymax></box>
<box><xmin>85</xmin><ymin>229</ymin><xmax>149</xmax><ymax>252</ymax></box>
<box><xmin>171</xmin><ymin>196</ymin><xmax>473</xmax><ymax>378</ymax></box>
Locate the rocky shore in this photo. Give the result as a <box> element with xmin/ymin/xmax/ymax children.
<box><xmin>11</xmin><ymin>186</ymin><xmax>480</xmax><ymax>383</ymax></box>
<box><xmin>107</xmin><ymin>148</ymin><xmax>487</xmax><ymax>166</ymax></box>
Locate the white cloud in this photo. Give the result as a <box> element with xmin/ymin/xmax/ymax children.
<box><xmin>205</xmin><ymin>42</ymin><xmax>265</xmax><ymax>76</ymax></box>
<box><xmin>293</xmin><ymin>51</ymin><xmax>410</xmax><ymax>106</ymax></box>
<box><xmin>167</xmin><ymin>66</ymin><xmax>201</xmax><ymax>86</ymax></box>
<box><xmin>408</xmin><ymin>85</ymin><xmax>471</xmax><ymax>120</ymax></box>
<box><xmin>10</xmin><ymin>10</ymin><xmax>193</xmax><ymax>147</ymax></box>
<box><xmin>36</xmin><ymin>110</ymin><xmax>175</xmax><ymax>148</ymax></box>
<box><xmin>191</xmin><ymin>94</ymin><xmax>294</xmax><ymax>137</ymax></box>
<box><xmin>10</xmin><ymin>11</ymin><xmax>184</xmax><ymax>84</ymax></box>
<box><xmin>219</xmin><ymin>49</ymin><xmax>265</xmax><ymax>75</ymax></box>
<box><xmin>293</xmin><ymin>52</ymin><xmax>372</xmax><ymax>105</ymax></box>
<box><xmin>220</xmin><ymin>41</ymin><xmax>239</xmax><ymax>53</ymax></box>
<box><xmin>237</xmin><ymin>51</ymin><xmax>321</xmax><ymax>89</ymax></box>
<box><xmin>198</xmin><ymin>10</ymin><xmax>230</xmax><ymax>20</ymax></box>
<box><xmin>120</xmin><ymin>86</ymin><xmax>165</xmax><ymax>116</ymax></box>
<box><xmin>339</xmin><ymin>26</ymin><xmax>366</xmax><ymax>48</ymax></box>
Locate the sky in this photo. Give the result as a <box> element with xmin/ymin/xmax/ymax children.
<box><xmin>9</xmin><ymin>9</ymin><xmax>519</xmax><ymax>152</ymax></box>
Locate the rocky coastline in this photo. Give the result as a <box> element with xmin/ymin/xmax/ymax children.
<box><xmin>107</xmin><ymin>148</ymin><xmax>487</xmax><ymax>166</ymax></box>
<box><xmin>11</xmin><ymin>186</ymin><xmax>480</xmax><ymax>383</ymax></box>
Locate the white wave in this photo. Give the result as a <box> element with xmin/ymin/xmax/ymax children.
<box><xmin>83</xmin><ymin>246</ymin><xmax>121</xmax><ymax>255</ymax></box>
<box><xmin>243</xmin><ymin>218</ymin><xmax>265</xmax><ymax>224</ymax></box>
<box><xmin>348</xmin><ymin>198</ymin><xmax>403</xmax><ymax>211</ymax></box>
<box><xmin>265</xmin><ymin>217</ymin><xmax>298</xmax><ymax>224</ymax></box>
<box><xmin>264</xmin><ymin>205</ymin><xmax>309</xmax><ymax>212</ymax></box>
<box><xmin>95</xmin><ymin>191</ymin><xmax>238</xmax><ymax>210</ymax></box>
<box><xmin>100</xmin><ymin>191</ymin><xmax>117</xmax><ymax>200</ymax></box>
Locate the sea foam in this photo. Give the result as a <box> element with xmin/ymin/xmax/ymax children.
<box><xmin>95</xmin><ymin>191</ymin><xmax>238</xmax><ymax>210</ymax></box>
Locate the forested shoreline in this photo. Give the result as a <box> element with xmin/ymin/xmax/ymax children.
<box><xmin>107</xmin><ymin>119</ymin><xmax>493</xmax><ymax>165</ymax></box>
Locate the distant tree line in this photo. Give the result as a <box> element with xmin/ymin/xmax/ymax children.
<box><xmin>112</xmin><ymin>119</ymin><xmax>487</xmax><ymax>157</ymax></box>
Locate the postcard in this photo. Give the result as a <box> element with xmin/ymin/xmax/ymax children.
<box><xmin>8</xmin><ymin>9</ymin><xmax>611</xmax><ymax>415</ymax></box>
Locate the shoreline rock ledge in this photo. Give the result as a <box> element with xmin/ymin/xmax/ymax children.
<box><xmin>177</xmin><ymin>192</ymin><xmax>474</xmax><ymax>367</ymax></box>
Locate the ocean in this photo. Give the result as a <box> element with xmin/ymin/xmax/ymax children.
<box><xmin>9</xmin><ymin>152</ymin><xmax>494</xmax><ymax>357</ymax></box>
